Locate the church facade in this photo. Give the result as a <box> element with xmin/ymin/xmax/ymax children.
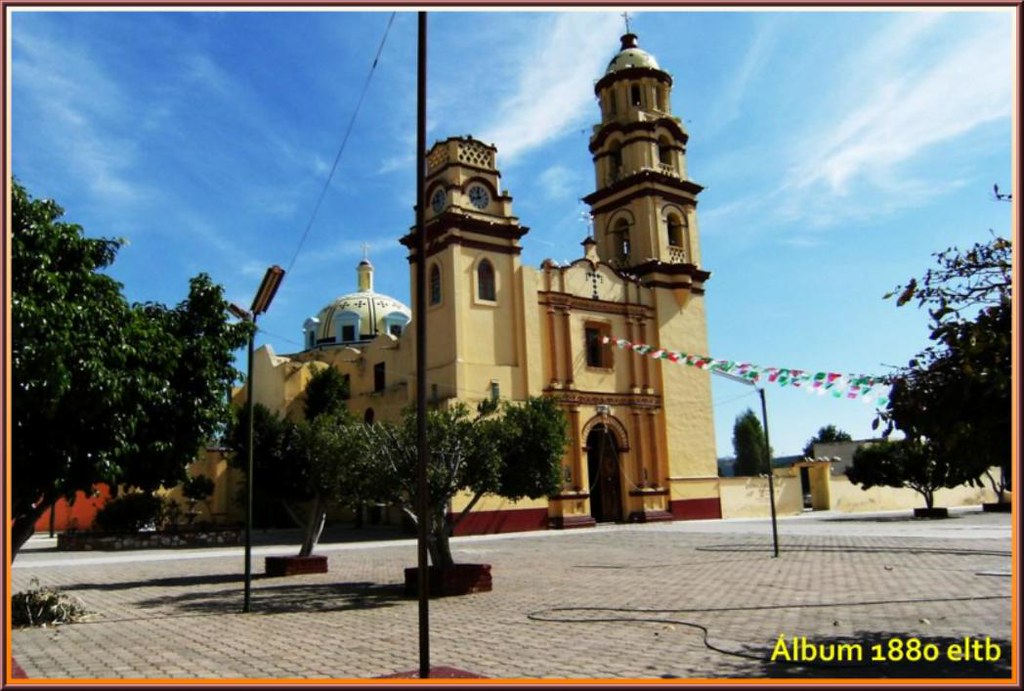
<box><xmin>244</xmin><ymin>32</ymin><xmax>722</xmax><ymax>533</ymax></box>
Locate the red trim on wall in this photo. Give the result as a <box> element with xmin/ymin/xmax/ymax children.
<box><xmin>669</xmin><ymin>497</ymin><xmax>722</xmax><ymax>520</ymax></box>
<box><xmin>449</xmin><ymin>507</ymin><xmax>549</xmax><ymax>536</ymax></box>
<box><xmin>34</xmin><ymin>485</ymin><xmax>111</xmax><ymax>532</ymax></box>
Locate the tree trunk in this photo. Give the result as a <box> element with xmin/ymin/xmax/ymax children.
<box><xmin>11</xmin><ymin>500</ymin><xmax>52</xmax><ymax>560</ymax></box>
<box><xmin>10</xmin><ymin>507</ymin><xmax>48</xmax><ymax>560</ymax></box>
<box><xmin>298</xmin><ymin>494</ymin><xmax>326</xmax><ymax>558</ymax></box>
<box><xmin>431</xmin><ymin>511</ymin><xmax>455</xmax><ymax>569</ymax></box>
<box><xmin>923</xmin><ymin>490</ymin><xmax>934</xmax><ymax>510</ymax></box>
<box><xmin>450</xmin><ymin>492</ymin><xmax>484</xmax><ymax>532</ymax></box>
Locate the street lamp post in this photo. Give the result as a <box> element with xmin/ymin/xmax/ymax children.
<box><xmin>231</xmin><ymin>265</ymin><xmax>285</xmax><ymax>613</ymax></box>
<box><xmin>712</xmin><ymin>369</ymin><xmax>780</xmax><ymax>557</ymax></box>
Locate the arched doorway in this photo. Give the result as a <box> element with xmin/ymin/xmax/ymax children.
<box><xmin>586</xmin><ymin>425</ymin><xmax>623</xmax><ymax>523</ymax></box>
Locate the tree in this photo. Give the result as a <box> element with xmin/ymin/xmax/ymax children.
<box><xmin>225</xmin><ymin>403</ymin><xmax>304</xmax><ymax>528</ymax></box>
<box><xmin>878</xmin><ymin>230</ymin><xmax>1011</xmax><ymax>501</ymax></box>
<box><xmin>365</xmin><ymin>397</ymin><xmax>568</xmax><ymax>569</ymax></box>
<box><xmin>802</xmin><ymin>425</ymin><xmax>853</xmax><ymax>458</ymax></box>
<box><xmin>846</xmin><ymin>438</ymin><xmax>979</xmax><ymax>510</ymax></box>
<box><xmin>732</xmin><ymin>409</ymin><xmax>768</xmax><ymax>477</ymax></box>
<box><xmin>225</xmin><ymin>365</ymin><xmax>366</xmax><ymax>555</ymax></box>
<box><xmin>302</xmin><ymin>364</ymin><xmax>350</xmax><ymax>420</ymax></box>
<box><xmin>494</xmin><ymin>396</ymin><xmax>568</xmax><ymax>501</ymax></box>
<box><xmin>10</xmin><ymin>179</ymin><xmax>248</xmax><ymax>558</ymax></box>
<box><xmin>290</xmin><ymin>411</ymin><xmax>373</xmax><ymax>557</ymax></box>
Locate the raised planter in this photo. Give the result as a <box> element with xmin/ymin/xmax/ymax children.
<box><xmin>982</xmin><ymin>502</ymin><xmax>1012</xmax><ymax>513</ymax></box>
<box><xmin>404</xmin><ymin>564</ymin><xmax>492</xmax><ymax>597</ymax></box>
<box><xmin>913</xmin><ymin>507</ymin><xmax>949</xmax><ymax>519</ymax></box>
<box><xmin>265</xmin><ymin>555</ymin><xmax>328</xmax><ymax>577</ymax></box>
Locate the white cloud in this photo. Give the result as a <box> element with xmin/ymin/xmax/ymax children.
<box><xmin>786</xmin><ymin>15</ymin><xmax>1012</xmax><ymax>198</ymax></box>
<box><xmin>707</xmin><ymin>13</ymin><xmax>1013</xmax><ymax>237</ymax></box>
<box><xmin>12</xmin><ymin>28</ymin><xmax>151</xmax><ymax>204</ymax></box>
<box><xmin>537</xmin><ymin>165</ymin><xmax>580</xmax><ymax>200</ymax></box>
<box><xmin>705</xmin><ymin>21</ymin><xmax>777</xmax><ymax>136</ymax></box>
<box><xmin>477</xmin><ymin>12</ymin><xmax>623</xmax><ymax>163</ymax></box>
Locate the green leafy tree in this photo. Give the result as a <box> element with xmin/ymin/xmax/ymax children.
<box><xmin>303</xmin><ymin>364</ymin><xmax>350</xmax><ymax>420</ymax></box>
<box><xmin>495</xmin><ymin>396</ymin><xmax>569</xmax><ymax>501</ymax></box>
<box><xmin>878</xmin><ymin>230</ymin><xmax>1011</xmax><ymax>502</ymax></box>
<box><xmin>846</xmin><ymin>438</ymin><xmax>979</xmax><ymax>510</ymax></box>
<box><xmin>802</xmin><ymin>425</ymin><xmax>853</xmax><ymax>458</ymax></box>
<box><xmin>226</xmin><ymin>365</ymin><xmax>365</xmax><ymax>554</ymax></box>
<box><xmin>290</xmin><ymin>411</ymin><xmax>373</xmax><ymax>556</ymax></box>
<box><xmin>226</xmin><ymin>403</ymin><xmax>304</xmax><ymax>528</ymax></box>
<box><xmin>10</xmin><ymin>179</ymin><xmax>248</xmax><ymax>558</ymax></box>
<box><xmin>365</xmin><ymin>396</ymin><xmax>568</xmax><ymax>569</ymax></box>
<box><xmin>732</xmin><ymin>409</ymin><xmax>769</xmax><ymax>477</ymax></box>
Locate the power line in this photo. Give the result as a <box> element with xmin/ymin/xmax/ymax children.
<box><xmin>284</xmin><ymin>12</ymin><xmax>397</xmax><ymax>277</ymax></box>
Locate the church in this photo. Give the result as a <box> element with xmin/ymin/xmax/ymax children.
<box><xmin>243</xmin><ymin>30</ymin><xmax>722</xmax><ymax>534</ymax></box>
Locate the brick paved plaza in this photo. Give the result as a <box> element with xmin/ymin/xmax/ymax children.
<box><xmin>8</xmin><ymin>508</ymin><xmax>1016</xmax><ymax>682</ymax></box>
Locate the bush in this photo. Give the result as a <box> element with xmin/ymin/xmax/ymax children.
<box><xmin>182</xmin><ymin>474</ymin><xmax>215</xmax><ymax>502</ymax></box>
<box><xmin>12</xmin><ymin>578</ymin><xmax>89</xmax><ymax>627</ymax></box>
<box><xmin>93</xmin><ymin>492</ymin><xmax>165</xmax><ymax>533</ymax></box>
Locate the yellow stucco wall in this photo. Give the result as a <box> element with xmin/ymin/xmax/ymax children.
<box><xmin>656</xmin><ymin>292</ymin><xmax>717</xmax><ymax>481</ymax></box>
<box><xmin>160</xmin><ymin>449</ymin><xmax>245</xmax><ymax>524</ymax></box>
<box><xmin>719</xmin><ymin>475</ymin><xmax>804</xmax><ymax>519</ymax></box>
<box><xmin>829</xmin><ymin>474</ymin><xmax>997</xmax><ymax>513</ymax></box>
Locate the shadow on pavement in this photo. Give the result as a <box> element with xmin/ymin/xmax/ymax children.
<box><xmin>130</xmin><ymin>580</ymin><xmax>406</xmax><ymax>616</ymax></box>
<box><xmin>62</xmin><ymin>572</ymin><xmax>246</xmax><ymax>591</ymax></box>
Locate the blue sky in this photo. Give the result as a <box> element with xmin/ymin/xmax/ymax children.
<box><xmin>8</xmin><ymin>8</ymin><xmax>1015</xmax><ymax>458</ymax></box>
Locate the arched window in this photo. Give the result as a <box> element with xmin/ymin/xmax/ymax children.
<box><xmin>666</xmin><ymin>213</ymin><xmax>685</xmax><ymax>247</ymax></box>
<box><xmin>613</xmin><ymin>219</ymin><xmax>631</xmax><ymax>260</ymax></box>
<box><xmin>477</xmin><ymin>259</ymin><xmax>496</xmax><ymax>301</ymax></box>
<box><xmin>607</xmin><ymin>89</ymin><xmax>617</xmax><ymax>117</ymax></box>
<box><xmin>658</xmin><ymin>137</ymin><xmax>673</xmax><ymax>166</ymax></box>
<box><xmin>631</xmin><ymin>84</ymin><xmax>642</xmax><ymax>107</ymax></box>
<box><xmin>608</xmin><ymin>143</ymin><xmax>623</xmax><ymax>183</ymax></box>
<box><xmin>429</xmin><ymin>264</ymin><xmax>441</xmax><ymax>305</ymax></box>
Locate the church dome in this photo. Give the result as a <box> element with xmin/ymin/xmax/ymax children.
<box><xmin>605</xmin><ymin>33</ymin><xmax>660</xmax><ymax>73</ymax></box>
<box><xmin>303</xmin><ymin>259</ymin><xmax>411</xmax><ymax>350</ymax></box>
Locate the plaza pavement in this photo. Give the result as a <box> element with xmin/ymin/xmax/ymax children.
<box><xmin>8</xmin><ymin>507</ymin><xmax>1017</xmax><ymax>682</ymax></box>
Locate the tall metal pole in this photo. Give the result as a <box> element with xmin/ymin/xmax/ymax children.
<box><xmin>243</xmin><ymin>318</ymin><xmax>255</xmax><ymax>612</ymax></box>
<box><xmin>415</xmin><ymin>10</ymin><xmax>431</xmax><ymax>679</ymax></box>
<box><xmin>759</xmin><ymin>387</ymin><xmax>780</xmax><ymax>558</ymax></box>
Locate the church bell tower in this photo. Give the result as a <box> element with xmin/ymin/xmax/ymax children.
<box><xmin>582</xmin><ymin>31</ymin><xmax>710</xmax><ymax>305</ymax></box>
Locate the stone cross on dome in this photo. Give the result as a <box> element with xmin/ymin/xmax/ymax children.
<box><xmin>621</xmin><ymin>11</ymin><xmax>632</xmax><ymax>34</ymax></box>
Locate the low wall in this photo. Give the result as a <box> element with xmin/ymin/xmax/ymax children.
<box><xmin>719</xmin><ymin>475</ymin><xmax>803</xmax><ymax>519</ymax></box>
<box><xmin>828</xmin><ymin>475</ymin><xmax>997</xmax><ymax>513</ymax></box>
<box><xmin>57</xmin><ymin>528</ymin><xmax>243</xmax><ymax>551</ymax></box>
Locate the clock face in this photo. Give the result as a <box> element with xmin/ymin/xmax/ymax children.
<box><xmin>431</xmin><ymin>188</ymin><xmax>446</xmax><ymax>213</ymax></box>
<box><xmin>468</xmin><ymin>184</ymin><xmax>490</xmax><ymax>210</ymax></box>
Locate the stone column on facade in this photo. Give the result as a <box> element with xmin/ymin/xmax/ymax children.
<box><xmin>639</xmin><ymin>319</ymin><xmax>650</xmax><ymax>392</ymax></box>
<box><xmin>626</xmin><ymin>316</ymin><xmax>638</xmax><ymax>392</ymax></box>
<box><xmin>568</xmin><ymin>406</ymin><xmax>582</xmax><ymax>494</ymax></box>
<box><xmin>547</xmin><ymin>307</ymin><xmax>559</xmax><ymax>387</ymax></box>
<box><xmin>632</xmin><ymin>408</ymin><xmax>645</xmax><ymax>489</ymax></box>
<box><xmin>648</xmin><ymin>409</ymin><xmax>664</xmax><ymax>488</ymax></box>
<box><xmin>561</xmin><ymin>308</ymin><xmax>574</xmax><ymax>388</ymax></box>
